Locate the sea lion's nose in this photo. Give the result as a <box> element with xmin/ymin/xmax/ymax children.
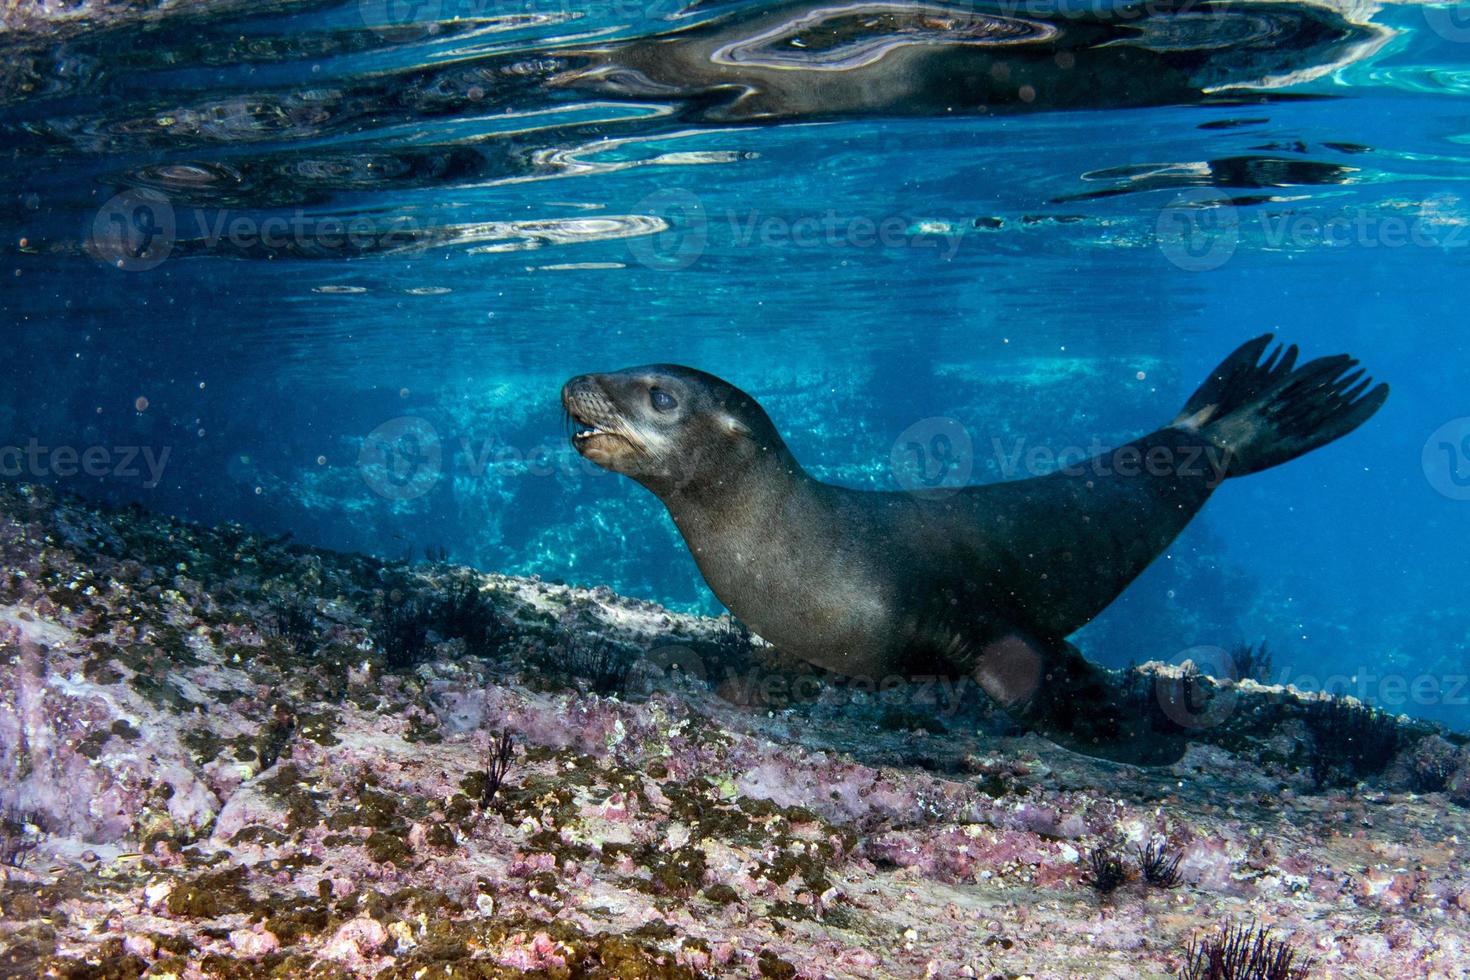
<box><xmin>562</xmin><ymin>374</ymin><xmax>592</xmax><ymax>406</ymax></box>
<box><xmin>563</xmin><ymin>374</ymin><xmax>614</xmax><ymax>417</ymax></box>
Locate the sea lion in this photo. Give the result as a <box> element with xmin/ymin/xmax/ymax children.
<box><xmin>562</xmin><ymin>336</ymin><xmax>1387</xmax><ymax>762</ymax></box>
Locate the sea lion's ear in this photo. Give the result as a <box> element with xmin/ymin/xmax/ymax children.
<box><xmin>722</xmin><ymin>414</ymin><xmax>752</xmax><ymax>439</ymax></box>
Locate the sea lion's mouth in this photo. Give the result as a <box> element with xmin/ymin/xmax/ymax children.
<box><xmin>561</xmin><ymin>376</ymin><xmax>643</xmax><ymax>464</ymax></box>
<box><xmin>567</xmin><ymin>410</ymin><xmax>628</xmax><ymax>446</ymax></box>
<box><xmin>572</xmin><ymin>419</ymin><xmax>607</xmax><ymax>441</ymax></box>
<box><xmin>567</xmin><ymin>412</ymin><xmax>642</xmax><ymax>472</ymax></box>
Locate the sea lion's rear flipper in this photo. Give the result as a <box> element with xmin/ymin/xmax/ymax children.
<box><xmin>973</xmin><ymin>632</ymin><xmax>1185</xmax><ymax>766</ymax></box>
<box><xmin>1174</xmin><ymin>333</ymin><xmax>1389</xmax><ymax>478</ymax></box>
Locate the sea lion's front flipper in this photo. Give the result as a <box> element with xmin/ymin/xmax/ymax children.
<box><xmin>972</xmin><ymin>632</ymin><xmax>1185</xmax><ymax>766</ymax></box>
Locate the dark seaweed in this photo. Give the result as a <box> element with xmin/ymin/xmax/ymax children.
<box><xmin>567</xmin><ymin>636</ymin><xmax>636</xmax><ymax>695</ymax></box>
<box><xmin>372</xmin><ymin>593</ymin><xmax>432</xmax><ymax>670</ymax></box>
<box><xmin>476</xmin><ymin>730</ymin><xmax>516</xmax><ymax>808</ymax></box>
<box><xmin>551</xmin><ymin>608</ymin><xmax>637</xmax><ymax>695</ymax></box>
<box><xmin>1182</xmin><ymin>922</ymin><xmax>1312</xmax><ymax>980</ymax></box>
<box><xmin>1230</xmin><ymin>642</ymin><xmax>1273</xmax><ymax>683</ymax></box>
<box><xmin>1119</xmin><ymin>662</ymin><xmax>1192</xmax><ymax>739</ymax></box>
<box><xmin>1082</xmin><ymin>847</ymin><xmax>1128</xmax><ymax>894</ymax></box>
<box><xmin>712</xmin><ymin>616</ymin><xmax>753</xmax><ymax>662</ymax></box>
<box><xmin>1137</xmin><ymin>840</ymin><xmax>1184</xmax><ymax>888</ymax></box>
<box><xmin>432</xmin><ymin>578</ymin><xmax>503</xmax><ymax>658</ymax></box>
<box><xmin>1303</xmin><ymin>696</ymin><xmax>1403</xmax><ymax>788</ymax></box>
<box><xmin>263</xmin><ymin>596</ymin><xmax>317</xmax><ymax>655</ymax></box>
<box><xmin>256</xmin><ymin>703</ymin><xmax>298</xmax><ymax>771</ymax></box>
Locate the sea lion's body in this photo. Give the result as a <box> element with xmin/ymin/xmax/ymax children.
<box><xmin>563</xmin><ymin>336</ymin><xmax>1387</xmax><ymax>759</ymax></box>
<box><xmin>666</xmin><ymin>426</ymin><xmax>1215</xmax><ymax>680</ymax></box>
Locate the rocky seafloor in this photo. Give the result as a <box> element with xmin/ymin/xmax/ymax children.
<box><xmin>1</xmin><ymin>482</ymin><xmax>1469</xmax><ymax>979</ymax></box>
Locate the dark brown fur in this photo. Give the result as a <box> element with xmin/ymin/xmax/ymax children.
<box><xmin>563</xmin><ymin>336</ymin><xmax>1386</xmax><ymax>762</ymax></box>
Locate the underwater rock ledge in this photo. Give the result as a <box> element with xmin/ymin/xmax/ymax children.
<box><xmin>0</xmin><ymin>482</ymin><xmax>1468</xmax><ymax>978</ymax></box>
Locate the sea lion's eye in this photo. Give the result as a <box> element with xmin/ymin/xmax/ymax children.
<box><xmin>650</xmin><ymin>388</ymin><xmax>677</xmax><ymax>412</ymax></box>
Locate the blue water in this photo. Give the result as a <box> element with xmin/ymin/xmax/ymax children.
<box><xmin>1</xmin><ymin>0</ymin><xmax>1467</xmax><ymax>726</ymax></box>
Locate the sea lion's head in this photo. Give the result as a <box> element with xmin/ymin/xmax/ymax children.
<box><xmin>561</xmin><ymin>365</ymin><xmax>785</xmax><ymax>493</ymax></box>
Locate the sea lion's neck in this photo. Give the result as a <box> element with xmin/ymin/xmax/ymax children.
<box><xmin>662</xmin><ymin>446</ymin><xmax>811</xmax><ymax>534</ymax></box>
<box><xmin>658</xmin><ymin>447</ymin><xmax>820</xmax><ymax>611</ymax></box>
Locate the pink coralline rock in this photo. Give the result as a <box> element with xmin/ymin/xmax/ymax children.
<box><xmin>494</xmin><ymin>930</ymin><xmax>569</xmax><ymax>971</ymax></box>
<box><xmin>321</xmin><ymin>916</ymin><xmax>389</xmax><ymax>963</ymax></box>
<box><xmin>148</xmin><ymin>757</ymin><xmax>219</xmax><ymax>831</ymax></box>
<box><xmin>510</xmin><ymin>852</ymin><xmax>558</xmax><ymax>876</ymax></box>
<box><xmin>593</xmin><ymin>790</ymin><xmax>634</xmax><ymax>821</ymax></box>
<box><xmin>479</xmin><ymin>687</ymin><xmax>626</xmax><ymax>757</ymax></box>
<box><xmin>0</xmin><ymin>652</ymin><xmax>218</xmax><ymax>842</ymax></box>
<box><xmin>1008</xmin><ymin>803</ymin><xmax>1066</xmax><ymax>837</ymax></box>
<box><xmin>3</xmin><ymin>486</ymin><xmax>1470</xmax><ymax>979</ymax></box>
<box><xmin>676</xmin><ymin>944</ymin><xmax>712</xmax><ymax>972</ymax></box>
<box><xmin>121</xmin><ymin>934</ymin><xmax>156</xmax><ymax>960</ymax></box>
<box><xmin>837</xmin><ymin>946</ymin><xmax>883</xmax><ymax>969</ymax></box>
<box><xmin>1179</xmin><ymin>839</ymin><xmax>1242</xmax><ymax>892</ymax></box>
<box><xmin>1056</xmin><ymin>813</ymin><xmax>1087</xmax><ymax>837</ymax></box>
<box><xmin>865</xmin><ymin>826</ymin><xmax>1055</xmax><ymax>884</ymax></box>
<box><xmin>213</xmin><ymin>779</ymin><xmax>295</xmax><ymax>840</ymax></box>
<box><xmin>229</xmin><ymin>927</ymin><xmax>281</xmax><ymax>959</ymax></box>
<box><xmin>1343</xmin><ymin>931</ymin><xmax>1393</xmax><ymax>963</ymax></box>
<box><xmin>406</xmin><ymin>821</ymin><xmax>437</xmax><ymax>851</ymax></box>
<box><xmin>1309</xmin><ymin>873</ymin><xmax>1345</xmax><ymax>902</ymax></box>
